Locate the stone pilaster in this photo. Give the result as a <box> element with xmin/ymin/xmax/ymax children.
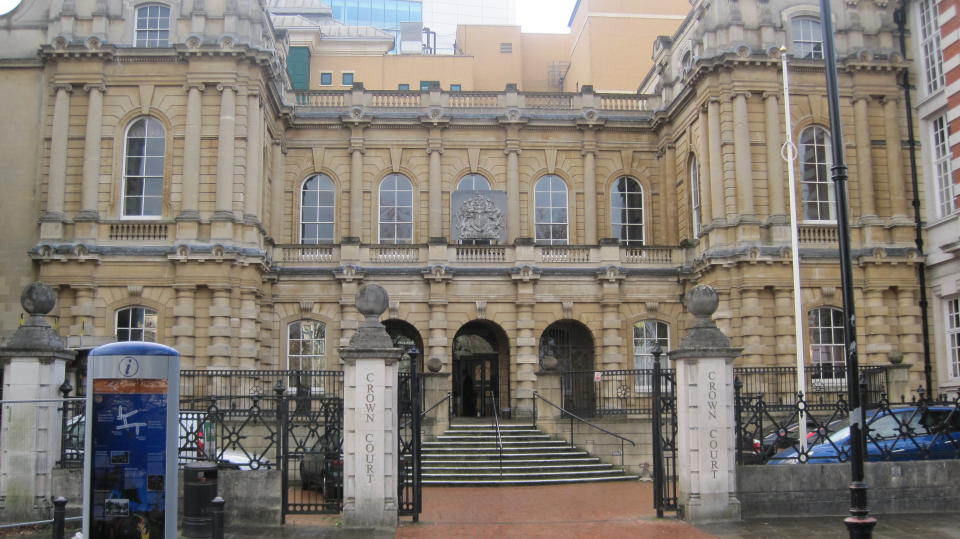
<box><xmin>505</xmin><ymin>145</ymin><xmax>521</xmax><ymax>242</ymax></box>
<box><xmin>897</xmin><ymin>287</ymin><xmax>922</xmax><ymax>385</ymax></box>
<box><xmin>763</xmin><ymin>92</ymin><xmax>787</xmax><ymax>237</ymax></box>
<box><xmin>172</xmin><ymin>285</ymin><xmax>196</xmax><ymax>366</ymax></box>
<box><xmin>238</xmin><ymin>288</ymin><xmax>259</xmax><ymax>369</ymax></box>
<box><xmin>853</xmin><ymin>97</ymin><xmax>877</xmax><ymax>220</ymax></box>
<box><xmin>732</xmin><ymin>92</ymin><xmax>754</xmax><ymax>219</ymax></box>
<box><xmin>740</xmin><ymin>288</ymin><xmax>763</xmax><ymax>365</ymax></box>
<box><xmin>68</xmin><ymin>285</ymin><xmax>95</xmax><ymax>343</ymax></box>
<box><xmin>883</xmin><ymin>97</ymin><xmax>908</xmax><ymax>222</ymax></box>
<box><xmin>270</xmin><ymin>140</ymin><xmax>286</xmax><ymax>241</ymax></box>
<box><xmin>427</xmin><ymin>145</ymin><xmax>443</xmax><ymax>239</ymax></box>
<box><xmin>773</xmin><ymin>287</ymin><xmax>796</xmax><ymax>367</ymax></box>
<box><xmin>662</xmin><ymin>144</ymin><xmax>677</xmax><ymax>245</ymax></box>
<box><xmin>348</xmin><ymin>122</ymin><xmax>366</xmax><ymax>241</ymax></box>
<box><xmin>41</xmin><ymin>83</ymin><xmax>72</xmax><ymax>240</ymax></box>
<box><xmin>243</xmin><ymin>92</ymin><xmax>263</xmax><ymax>244</ymax></box>
<box><xmin>707</xmin><ymin>98</ymin><xmax>726</xmax><ymax>244</ymax></box>
<box><xmin>213</xmin><ymin>84</ymin><xmax>237</xmax><ymax>239</ymax></box>
<box><xmin>581</xmin><ymin>130</ymin><xmax>598</xmax><ymax>244</ymax></box>
<box><xmin>599</xmin><ymin>266</ymin><xmax>624</xmax><ymax>369</ymax></box>
<box><xmin>78</xmin><ymin>84</ymin><xmax>105</xmax><ymax>228</ymax></box>
<box><xmin>697</xmin><ymin>105</ymin><xmax>713</xmax><ymax>225</ymax></box>
<box><xmin>669</xmin><ymin>285</ymin><xmax>742</xmax><ymax>523</ymax></box>
<box><xmin>512</xmin><ymin>265</ymin><xmax>540</xmax><ymax>416</ymax></box>
<box><xmin>207</xmin><ymin>286</ymin><xmax>232</xmax><ymax>368</ymax></box>
<box><xmin>423</xmin><ymin>266</ymin><xmax>452</xmax><ymax>372</ymax></box>
<box><xmin>863</xmin><ymin>287</ymin><xmax>888</xmax><ymax>366</ymax></box>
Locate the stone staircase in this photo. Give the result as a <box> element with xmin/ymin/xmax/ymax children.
<box><xmin>421</xmin><ymin>423</ymin><xmax>639</xmax><ymax>486</ymax></box>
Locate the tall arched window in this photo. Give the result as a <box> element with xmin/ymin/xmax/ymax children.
<box><xmin>611</xmin><ymin>176</ymin><xmax>644</xmax><ymax>245</ymax></box>
<box><xmin>300</xmin><ymin>174</ymin><xmax>336</xmax><ymax>243</ymax></box>
<box><xmin>534</xmin><ymin>175</ymin><xmax>568</xmax><ymax>245</ymax></box>
<box><xmin>378</xmin><ymin>174</ymin><xmax>413</xmax><ymax>244</ymax></box>
<box><xmin>792</xmin><ymin>17</ymin><xmax>823</xmax><ymax>60</ymax></box>
<box><xmin>135</xmin><ymin>4</ymin><xmax>171</xmax><ymax>47</ymax></box>
<box><xmin>123</xmin><ymin>117</ymin><xmax>165</xmax><ymax>217</ymax></box>
<box><xmin>116</xmin><ymin>306</ymin><xmax>158</xmax><ymax>342</ymax></box>
<box><xmin>457</xmin><ymin>173</ymin><xmax>490</xmax><ymax>191</ymax></box>
<box><xmin>288</xmin><ymin>320</ymin><xmax>326</xmax><ymax>370</ymax></box>
<box><xmin>633</xmin><ymin>320</ymin><xmax>670</xmax><ymax>370</ymax></box>
<box><xmin>809</xmin><ymin>307</ymin><xmax>846</xmax><ymax>387</ymax></box>
<box><xmin>799</xmin><ymin>126</ymin><xmax>835</xmax><ymax>221</ymax></box>
<box><xmin>689</xmin><ymin>155</ymin><xmax>702</xmax><ymax>239</ymax></box>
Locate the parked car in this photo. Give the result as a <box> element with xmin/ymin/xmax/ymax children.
<box><xmin>300</xmin><ymin>438</ymin><xmax>343</xmax><ymax>496</ymax></box>
<box><xmin>761</xmin><ymin>416</ymin><xmax>848</xmax><ymax>459</ymax></box>
<box><xmin>768</xmin><ymin>406</ymin><xmax>960</xmax><ymax>464</ymax></box>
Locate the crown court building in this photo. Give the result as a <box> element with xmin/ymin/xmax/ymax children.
<box><xmin>0</xmin><ymin>0</ymin><xmax>944</xmax><ymax>419</ymax></box>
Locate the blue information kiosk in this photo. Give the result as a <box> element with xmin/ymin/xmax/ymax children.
<box><xmin>83</xmin><ymin>342</ymin><xmax>180</xmax><ymax>539</ymax></box>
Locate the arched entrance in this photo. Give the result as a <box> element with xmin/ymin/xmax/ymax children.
<box><xmin>452</xmin><ymin>321</ymin><xmax>510</xmax><ymax>418</ymax></box>
<box><xmin>539</xmin><ymin>320</ymin><xmax>596</xmax><ymax>415</ymax></box>
<box><xmin>383</xmin><ymin>319</ymin><xmax>424</xmax><ymax>373</ymax></box>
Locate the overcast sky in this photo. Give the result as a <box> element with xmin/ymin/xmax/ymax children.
<box><xmin>1</xmin><ymin>0</ymin><xmax>580</xmax><ymax>30</ymax></box>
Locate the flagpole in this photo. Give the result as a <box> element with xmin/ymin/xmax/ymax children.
<box><xmin>780</xmin><ymin>48</ymin><xmax>808</xmax><ymax>454</ymax></box>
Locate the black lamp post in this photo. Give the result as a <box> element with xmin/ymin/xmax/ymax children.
<box><xmin>818</xmin><ymin>0</ymin><xmax>876</xmax><ymax>536</ymax></box>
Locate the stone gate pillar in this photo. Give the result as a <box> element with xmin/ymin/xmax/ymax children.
<box><xmin>339</xmin><ymin>284</ymin><xmax>402</xmax><ymax>529</ymax></box>
<box><xmin>668</xmin><ymin>285</ymin><xmax>741</xmax><ymax>522</ymax></box>
<box><xmin>0</xmin><ymin>283</ymin><xmax>75</xmax><ymax>522</ymax></box>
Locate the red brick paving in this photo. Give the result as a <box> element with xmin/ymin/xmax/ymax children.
<box><xmin>397</xmin><ymin>482</ymin><xmax>715</xmax><ymax>538</ymax></box>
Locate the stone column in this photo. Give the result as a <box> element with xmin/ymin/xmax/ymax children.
<box><xmin>663</xmin><ymin>144</ymin><xmax>678</xmax><ymax>245</ymax></box>
<box><xmin>172</xmin><ymin>285</ymin><xmax>196</xmax><ymax>367</ymax></box>
<box><xmin>599</xmin><ymin>268</ymin><xmax>624</xmax><ymax>369</ymax></box>
<box><xmin>0</xmin><ymin>284</ymin><xmax>75</xmax><ymax>522</ymax></box>
<box><xmin>853</xmin><ymin>97</ymin><xmax>877</xmax><ymax>220</ymax></box>
<box><xmin>514</xmin><ymin>301</ymin><xmax>536</xmax><ymax>416</ymax></box>
<box><xmin>707</xmin><ymin>98</ymin><xmax>725</xmax><ymax>231</ymax></box>
<box><xmin>207</xmin><ymin>286</ymin><xmax>232</xmax><ymax>368</ymax></box>
<box><xmin>763</xmin><ymin>92</ymin><xmax>787</xmax><ymax>237</ymax></box>
<box><xmin>425</xmin><ymin>270</ymin><xmax>451</xmax><ymax>372</ymax></box>
<box><xmin>505</xmin><ymin>147</ymin><xmax>520</xmax><ymax>241</ymax></box>
<box><xmin>582</xmin><ymin>134</ymin><xmax>598</xmax><ymax>244</ymax></box>
<box><xmin>213</xmin><ymin>85</ymin><xmax>237</xmax><ymax>239</ymax></box>
<box><xmin>883</xmin><ymin>97</ymin><xmax>908</xmax><ymax>220</ymax></box>
<box><xmin>669</xmin><ymin>286</ymin><xmax>742</xmax><ymax>523</ymax></box>
<box><xmin>243</xmin><ymin>93</ymin><xmax>263</xmax><ymax>242</ymax></box>
<box><xmin>349</xmin><ymin>146</ymin><xmax>364</xmax><ymax>241</ymax></box>
<box><xmin>732</xmin><ymin>93</ymin><xmax>754</xmax><ymax>218</ymax></box>
<box><xmin>179</xmin><ymin>83</ymin><xmax>204</xmax><ymax>240</ymax></box>
<box><xmin>339</xmin><ymin>284</ymin><xmax>401</xmax><ymax>529</ymax></box>
<box><xmin>78</xmin><ymin>84</ymin><xmax>105</xmax><ymax>225</ymax></box>
<box><xmin>238</xmin><ymin>288</ymin><xmax>259</xmax><ymax>369</ymax></box>
<box><xmin>42</xmin><ymin>84</ymin><xmax>72</xmax><ymax>240</ymax></box>
<box><xmin>428</xmin><ymin>146</ymin><xmax>443</xmax><ymax>239</ymax></box>
<box><xmin>69</xmin><ymin>285</ymin><xmax>95</xmax><ymax>346</ymax></box>
<box><xmin>697</xmin><ymin>105</ymin><xmax>713</xmax><ymax>225</ymax></box>
<box><xmin>897</xmin><ymin>287</ymin><xmax>922</xmax><ymax>385</ymax></box>
<box><xmin>740</xmin><ymin>288</ymin><xmax>763</xmax><ymax>366</ymax></box>
<box><xmin>270</xmin><ymin>140</ymin><xmax>286</xmax><ymax>241</ymax></box>
<box><xmin>863</xmin><ymin>287</ymin><xmax>887</xmax><ymax>366</ymax></box>
<box><xmin>773</xmin><ymin>287</ymin><xmax>796</xmax><ymax>367</ymax></box>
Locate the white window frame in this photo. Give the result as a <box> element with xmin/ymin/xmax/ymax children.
<box><xmin>534</xmin><ymin>175</ymin><xmax>569</xmax><ymax>245</ymax></box>
<box><xmin>456</xmin><ymin>173</ymin><xmax>491</xmax><ymax>191</ymax></box>
<box><xmin>378</xmin><ymin>173</ymin><xmax>414</xmax><ymax>244</ymax></box>
<box><xmin>121</xmin><ymin>117</ymin><xmax>165</xmax><ymax>219</ymax></box>
<box><xmin>116</xmin><ymin>306</ymin><xmax>159</xmax><ymax>342</ymax></box>
<box><xmin>799</xmin><ymin>125</ymin><xmax>836</xmax><ymax>222</ymax></box>
<box><xmin>809</xmin><ymin>307</ymin><xmax>846</xmax><ymax>390</ymax></box>
<box><xmin>610</xmin><ymin>176</ymin><xmax>644</xmax><ymax>246</ymax></box>
<box><xmin>633</xmin><ymin>320</ymin><xmax>670</xmax><ymax>392</ymax></box>
<box><xmin>918</xmin><ymin>0</ymin><xmax>945</xmax><ymax>95</ymax></box>
<box><xmin>134</xmin><ymin>4</ymin><xmax>171</xmax><ymax>47</ymax></box>
<box><xmin>689</xmin><ymin>154</ymin><xmax>702</xmax><ymax>239</ymax></box>
<box><xmin>319</xmin><ymin>71</ymin><xmax>333</xmax><ymax>86</ymax></box>
<box><xmin>341</xmin><ymin>71</ymin><xmax>355</xmax><ymax>87</ymax></box>
<box><xmin>947</xmin><ymin>298</ymin><xmax>960</xmax><ymax>379</ymax></box>
<box><xmin>791</xmin><ymin>17</ymin><xmax>824</xmax><ymax>60</ymax></box>
<box><xmin>287</xmin><ymin>319</ymin><xmax>326</xmax><ymax>371</ymax></box>
<box><xmin>299</xmin><ymin>174</ymin><xmax>336</xmax><ymax>244</ymax></box>
<box><xmin>931</xmin><ymin>114</ymin><xmax>959</xmax><ymax>218</ymax></box>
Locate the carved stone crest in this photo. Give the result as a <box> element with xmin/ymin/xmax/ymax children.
<box><xmin>456</xmin><ymin>193</ymin><xmax>504</xmax><ymax>241</ymax></box>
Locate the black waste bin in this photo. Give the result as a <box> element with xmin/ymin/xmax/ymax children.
<box><xmin>183</xmin><ymin>461</ymin><xmax>218</xmax><ymax>538</ymax></box>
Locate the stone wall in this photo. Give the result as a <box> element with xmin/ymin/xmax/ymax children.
<box><xmin>738</xmin><ymin>461</ymin><xmax>960</xmax><ymax>517</ymax></box>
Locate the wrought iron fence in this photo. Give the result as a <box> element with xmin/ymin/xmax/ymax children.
<box><xmin>735</xmin><ymin>384</ymin><xmax>960</xmax><ymax>465</ymax></box>
<box><xmin>559</xmin><ymin>369</ymin><xmax>669</xmax><ymax>417</ymax></box>
<box><xmin>732</xmin><ymin>365</ymin><xmax>887</xmax><ymax>409</ymax></box>
<box><xmin>180</xmin><ymin>370</ymin><xmax>343</xmax><ymax>408</ymax></box>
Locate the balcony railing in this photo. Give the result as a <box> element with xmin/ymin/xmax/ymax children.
<box><xmin>798</xmin><ymin>224</ymin><xmax>839</xmax><ymax>244</ymax></box>
<box><xmin>539</xmin><ymin>245</ymin><xmax>592</xmax><ymax>263</ymax></box>
<box><xmin>106</xmin><ymin>221</ymin><xmax>170</xmax><ymax>241</ymax></box>
<box><xmin>369</xmin><ymin>245</ymin><xmax>422</xmax><ymax>263</ymax></box>
<box><xmin>455</xmin><ymin>245</ymin><xmax>509</xmax><ymax>263</ymax></box>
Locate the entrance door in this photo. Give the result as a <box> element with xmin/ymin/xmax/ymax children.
<box><xmin>454</xmin><ymin>353</ymin><xmax>498</xmax><ymax>417</ymax></box>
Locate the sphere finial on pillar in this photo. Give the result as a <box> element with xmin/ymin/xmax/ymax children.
<box><xmin>21</xmin><ymin>282</ymin><xmax>56</xmax><ymax>316</ymax></box>
<box><xmin>347</xmin><ymin>284</ymin><xmax>395</xmax><ymax>349</ymax></box>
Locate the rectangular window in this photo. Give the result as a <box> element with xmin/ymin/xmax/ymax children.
<box><xmin>342</xmin><ymin>72</ymin><xmax>354</xmax><ymax>86</ymax></box>
<box><xmin>450</xmin><ymin>84</ymin><xmax>462</xmax><ymax>92</ymax></box>
<box><xmin>500</xmin><ymin>42</ymin><xmax>513</xmax><ymax>53</ymax></box>
<box><xmin>287</xmin><ymin>47</ymin><xmax>311</xmax><ymax>90</ymax></box>
<box><xmin>319</xmin><ymin>72</ymin><xmax>333</xmax><ymax>86</ymax></box>
<box><xmin>931</xmin><ymin>115</ymin><xmax>958</xmax><ymax>217</ymax></box>
<box><xmin>135</xmin><ymin>5</ymin><xmax>171</xmax><ymax>47</ymax></box>
<box><xmin>420</xmin><ymin>80</ymin><xmax>439</xmax><ymax>91</ymax></box>
<box><xmin>398</xmin><ymin>83</ymin><xmax>410</xmax><ymax>90</ymax></box>
<box><xmin>948</xmin><ymin>298</ymin><xmax>960</xmax><ymax>378</ymax></box>
<box><xmin>919</xmin><ymin>0</ymin><xmax>945</xmax><ymax>94</ymax></box>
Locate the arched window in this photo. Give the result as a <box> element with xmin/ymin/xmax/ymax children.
<box><xmin>809</xmin><ymin>307</ymin><xmax>846</xmax><ymax>388</ymax></box>
<box><xmin>611</xmin><ymin>177</ymin><xmax>644</xmax><ymax>245</ymax></box>
<box><xmin>799</xmin><ymin>126</ymin><xmax>835</xmax><ymax>221</ymax></box>
<box><xmin>792</xmin><ymin>17</ymin><xmax>823</xmax><ymax>60</ymax></box>
<box><xmin>300</xmin><ymin>174</ymin><xmax>336</xmax><ymax>243</ymax></box>
<box><xmin>689</xmin><ymin>155</ymin><xmax>702</xmax><ymax>239</ymax></box>
<box><xmin>135</xmin><ymin>4</ymin><xmax>171</xmax><ymax>47</ymax></box>
<box><xmin>378</xmin><ymin>173</ymin><xmax>413</xmax><ymax>244</ymax></box>
<box><xmin>122</xmin><ymin>117</ymin><xmax>165</xmax><ymax>217</ymax></box>
<box><xmin>534</xmin><ymin>175</ymin><xmax>568</xmax><ymax>245</ymax></box>
<box><xmin>457</xmin><ymin>173</ymin><xmax>490</xmax><ymax>191</ymax></box>
<box><xmin>116</xmin><ymin>306</ymin><xmax>158</xmax><ymax>342</ymax></box>
<box><xmin>288</xmin><ymin>320</ymin><xmax>326</xmax><ymax>371</ymax></box>
<box><xmin>633</xmin><ymin>320</ymin><xmax>670</xmax><ymax>370</ymax></box>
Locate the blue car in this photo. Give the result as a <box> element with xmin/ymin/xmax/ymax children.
<box><xmin>768</xmin><ymin>406</ymin><xmax>960</xmax><ymax>464</ymax></box>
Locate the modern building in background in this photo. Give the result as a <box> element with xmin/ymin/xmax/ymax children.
<box><xmin>913</xmin><ymin>0</ymin><xmax>960</xmax><ymax>393</ymax></box>
<box><xmin>0</xmin><ymin>0</ymin><xmax>943</xmax><ymax>420</ymax></box>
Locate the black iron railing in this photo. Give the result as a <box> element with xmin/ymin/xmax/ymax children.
<box><xmin>532</xmin><ymin>391</ymin><xmax>635</xmax><ymax>468</ymax></box>
<box><xmin>558</xmin><ymin>369</ymin><xmax>667</xmax><ymax>417</ymax></box>
<box><xmin>732</xmin><ymin>365</ymin><xmax>887</xmax><ymax>409</ymax></box>
<box><xmin>180</xmin><ymin>370</ymin><xmax>343</xmax><ymax>408</ymax></box>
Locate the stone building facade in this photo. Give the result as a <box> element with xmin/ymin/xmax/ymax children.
<box><xmin>0</xmin><ymin>0</ymin><xmax>933</xmax><ymax>415</ymax></box>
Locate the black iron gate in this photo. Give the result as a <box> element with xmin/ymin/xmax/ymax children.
<box><xmin>397</xmin><ymin>369</ymin><xmax>422</xmax><ymax>520</ymax></box>
<box><xmin>651</xmin><ymin>347</ymin><xmax>678</xmax><ymax>517</ymax></box>
<box><xmin>279</xmin><ymin>375</ymin><xmax>344</xmax><ymax>519</ymax></box>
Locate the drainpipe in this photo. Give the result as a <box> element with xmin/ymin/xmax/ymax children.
<box><xmin>894</xmin><ymin>1</ymin><xmax>934</xmax><ymax>395</ymax></box>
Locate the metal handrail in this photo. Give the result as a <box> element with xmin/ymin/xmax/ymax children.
<box><xmin>421</xmin><ymin>392</ymin><xmax>451</xmax><ymax>419</ymax></box>
<box><xmin>489</xmin><ymin>391</ymin><xmax>503</xmax><ymax>480</ymax></box>
<box><xmin>533</xmin><ymin>391</ymin><xmax>635</xmax><ymax>467</ymax></box>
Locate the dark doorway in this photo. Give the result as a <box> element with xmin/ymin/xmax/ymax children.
<box><xmin>452</xmin><ymin>321</ymin><xmax>509</xmax><ymax>417</ymax></box>
<box><xmin>383</xmin><ymin>319</ymin><xmax>424</xmax><ymax>373</ymax></box>
<box><xmin>540</xmin><ymin>321</ymin><xmax>596</xmax><ymax>415</ymax></box>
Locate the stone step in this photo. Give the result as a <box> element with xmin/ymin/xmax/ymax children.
<box><xmin>422</xmin><ymin>475</ymin><xmax>641</xmax><ymax>487</ymax></box>
<box><xmin>420</xmin><ymin>451</ymin><xmax>591</xmax><ymax>460</ymax></box>
<box><xmin>423</xmin><ymin>440</ymin><xmax>565</xmax><ymax>448</ymax></box>
<box><xmin>423</xmin><ymin>469</ymin><xmax>628</xmax><ymax>481</ymax></box>
<box><xmin>422</xmin><ymin>463</ymin><xmax>614</xmax><ymax>472</ymax></box>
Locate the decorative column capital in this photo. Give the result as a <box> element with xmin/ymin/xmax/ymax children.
<box><xmin>880</xmin><ymin>95</ymin><xmax>900</xmax><ymax>106</ymax></box>
<box><xmin>83</xmin><ymin>83</ymin><xmax>106</xmax><ymax>94</ymax></box>
<box><xmin>52</xmin><ymin>83</ymin><xmax>73</xmax><ymax>95</ymax></box>
<box><xmin>761</xmin><ymin>91</ymin><xmax>779</xmax><ymax>101</ymax></box>
<box><xmin>852</xmin><ymin>94</ymin><xmax>872</xmax><ymax>105</ymax></box>
<box><xmin>731</xmin><ymin>91</ymin><xmax>751</xmax><ymax>102</ymax></box>
<box><xmin>184</xmin><ymin>82</ymin><xmax>206</xmax><ymax>92</ymax></box>
<box><xmin>216</xmin><ymin>83</ymin><xmax>238</xmax><ymax>93</ymax></box>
